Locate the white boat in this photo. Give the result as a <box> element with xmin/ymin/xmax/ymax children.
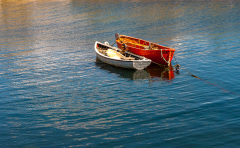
<box><xmin>95</xmin><ymin>41</ymin><xmax>151</xmax><ymax>70</ymax></box>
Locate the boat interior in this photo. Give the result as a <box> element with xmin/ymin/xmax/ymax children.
<box><xmin>117</xmin><ymin>36</ymin><xmax>169</xmax><ymax>50</ymax></box>
<box><xmin>97</xmin><ymin>43</ymin><xmax>140</xmax><ymax>60</ymax></box>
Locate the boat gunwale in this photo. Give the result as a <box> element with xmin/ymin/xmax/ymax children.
<box><xmin>117</xmin><ymin>35</ymin><xmax>175</xmax><ymax>52</ymax></box>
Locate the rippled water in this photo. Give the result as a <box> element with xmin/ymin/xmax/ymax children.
<box><xmin>1</xmin><ymin>0</ymin><xmax>240</xmax><ymax>147</ymax></box>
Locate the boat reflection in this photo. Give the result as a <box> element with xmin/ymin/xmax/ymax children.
<box><xmin>146</xmin><ymin>64</ymin><xmax>175</xmax><ymax>81</ymax></box>
<box><xmin>96</xmin><ymin>58</ymin><xmax>150</xmax><ymax>80</ymax></box>
<box><xmin>96</xmin><ymin>58</ymin><xmax>175</xmax><ymax>81</ymax></box>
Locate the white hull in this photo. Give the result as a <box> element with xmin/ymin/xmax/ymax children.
<box><xmin>95</xmin><ymin>41</ymin><xmax>151</xmax><ymax>70</ymax></box>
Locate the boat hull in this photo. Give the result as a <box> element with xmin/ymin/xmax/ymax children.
<box><xmin>116</xmin><ymin>35</ymin><xmax>175</xmax><ymax>65</ymax></box>
<box><xmin>95</xmin><ymin>41</ymin><xmax>151</xmax><ymax>70</ymax></box>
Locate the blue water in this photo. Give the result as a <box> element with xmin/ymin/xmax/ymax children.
<box><xmin>1</xmin><ymin>0</ymin><xmax>240</xmax><ymax>147</ymax></box>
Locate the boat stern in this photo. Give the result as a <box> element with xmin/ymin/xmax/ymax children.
<box><xmin>133</xmin><ymin>59</ymin><xmax>151</xmax><ymax>70</ymax></box>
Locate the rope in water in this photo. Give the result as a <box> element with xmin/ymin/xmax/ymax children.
<box><xmin>173</xmin><ymin>56</ymin><xmax>240</xmax><ymax>96</ymax></box>
<box><xmin>112</xmin><ymin>39</ymin><xmax>239</xmax><ymax>96</ymax></box>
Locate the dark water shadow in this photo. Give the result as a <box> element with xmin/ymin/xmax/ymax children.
<box><xmin>95</xmin><ymin>58</ymin><xmax>149</xmax><ymax>80</ymax></box>
<box><xmin>146</xmin><ymin>64</ymin><xmax>175</xmax><ymax>82</ymax></box>
<box><xmin>95</xmin><ymin>58</ymin><xmax>175</xmax><ymax>81</ymax></box>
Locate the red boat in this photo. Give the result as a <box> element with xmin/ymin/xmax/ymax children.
<box><xmin>115</xmin><ymin>33</ymin><xmax>175</xmax><ymax>66</ymax></box>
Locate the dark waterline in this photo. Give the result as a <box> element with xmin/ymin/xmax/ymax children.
<box><xmin>1</xmin><ymin>0</ymin><xmax>240</xmax><ymax>147</ymax></box>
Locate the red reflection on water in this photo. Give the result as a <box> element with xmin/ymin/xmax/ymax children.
<box><xmin>146</xmin><ymin>64</ymin><xmax>175</xmax><ymax>81</ymax></box>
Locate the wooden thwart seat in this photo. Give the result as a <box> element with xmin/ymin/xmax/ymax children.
<box><xmin>106</xmin><ymin>49</ymin><xmax>135</xmax><ymax>60</ymax></box>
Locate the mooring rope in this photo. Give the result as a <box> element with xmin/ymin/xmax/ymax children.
<box><xmin>173</xmin><ymin>56</ymin><xmax>240</xmax><ymax>96</ymax></box>
<box><xmin>111</xmin><ymin>42</ymin><xmax>116</xmax><ymax>46</ymax></box>
<box><xmin>160</xmin><ymin>49</ymin><xmax>170</xmax><ymax>65</ymax></box>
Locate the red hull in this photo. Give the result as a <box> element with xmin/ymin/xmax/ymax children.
<box><xmin>116</xmin><ymin>35</ymin><xmax>175</xmax><ymax>65</ymax></box>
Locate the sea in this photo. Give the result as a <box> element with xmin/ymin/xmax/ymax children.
<box><xmin>0</xmin><ymin>0</ymin><xmax>240</xmax><ymax>147</ymax></box>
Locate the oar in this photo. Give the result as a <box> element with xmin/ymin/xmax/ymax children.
<box><xmin>115</xmin><ymin>33</ymin><xmax>121</xmax><ymax>42</ymax></box>
<box><xmin>115</xmin><ymin>33</ymin><xmax>128</xmax><ymax>53</ymax></box>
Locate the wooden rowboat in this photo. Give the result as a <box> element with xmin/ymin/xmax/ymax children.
<box><xmin>115</xmin><ymin>34</ymin><xmax>175</xmax><ymax>66</ymax></box>
<box><xmin>95</xmin><ymin>41</ymin><xmax>151</xmax><ymax>70</ymax></box>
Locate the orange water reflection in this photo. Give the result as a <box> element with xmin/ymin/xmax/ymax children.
<box><xmin>96</xmin><ymin>58</ymin><xmax>175</xmax><ymax>81</ymax></box>
<box><xmin>146</xmin><ymin>64</ymin><xmax>175</xmax><ymax>81</ymax></box>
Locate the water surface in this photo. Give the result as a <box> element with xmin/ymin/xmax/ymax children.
<box><xmin>1</xmin><ymin>0</ymin><xmax>240</xmax><ymax>147</ymax></box>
